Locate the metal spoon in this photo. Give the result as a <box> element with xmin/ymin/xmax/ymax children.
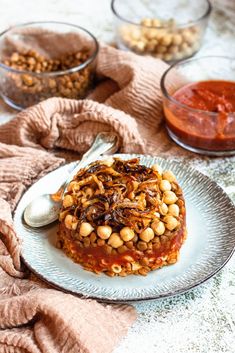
<box><xmin>23</xmin><ymin>132</ymin><xmax>119</xmax><ymax>228</ymax></box>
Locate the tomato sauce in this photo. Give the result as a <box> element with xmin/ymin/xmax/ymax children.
<box><xmin>164</xmin><ymin>80</ymin><xmax>235</xmax><ymax>151</ymax></box>
<box><xmin>66</xmin><ymin>225</ymin><xmax>185</xmax><ymax>273</ymax></box>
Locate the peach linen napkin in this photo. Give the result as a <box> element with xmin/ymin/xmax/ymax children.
<box><xmin>0</xmin><ymin>45</ymin><xmax>188</xmax><ymax>353</ymax></box>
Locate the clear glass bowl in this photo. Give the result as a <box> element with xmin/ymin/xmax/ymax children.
<box><xmin>160</xmin><ymin>56</ymin><xmax>235</xmax><ymax>156</ymax></box>
<box><xmin>111</xmin><ymin>0</ymin><xmax>211</xmax><ymax>63</ymax></box>
<box><xmin>0</xmin><ymin>21</ymin><xmax>99</xmax><ymax>110</ymax></box>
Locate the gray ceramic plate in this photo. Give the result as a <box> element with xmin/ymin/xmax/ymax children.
<box><xmin>14</xmin><ymin>154</ymin><xmax>235</xmax><ymax>302</ymax></box>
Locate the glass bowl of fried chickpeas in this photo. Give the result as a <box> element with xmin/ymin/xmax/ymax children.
<box><xmin>111</xmin><ymin>0</ymin><xmax>211</xmax><ymax>63</ymax></box>
<box><xmin>0</xmin><ymin>21</ymin><xmax>99</xmax><ymax>110</ymax></box>
<box><xmin>57</xmin><ymin>157</ymin><xmax>187</xmax><ymax>277</ymax></box>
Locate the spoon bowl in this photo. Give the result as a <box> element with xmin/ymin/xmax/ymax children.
<box><xmin>23</xmin><ymin>194</ymin><xmax>61</xmax><ymax>227</ymax></box>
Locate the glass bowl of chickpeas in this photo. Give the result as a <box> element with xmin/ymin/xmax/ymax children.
<box><xmin>111</xmin><ymin>0</ymin><xmax>211</xmax><ymax>63</ymax></box>
<box><xmin>0</xmin><ymin>21</ymin><xmax>99</xmax><ymax>110</ymax></box>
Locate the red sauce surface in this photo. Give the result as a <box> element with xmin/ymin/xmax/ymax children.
<box><xmin>164</xmin><ymin>80</ymin><xmax>235</xmax><ymax>151</ymax></box>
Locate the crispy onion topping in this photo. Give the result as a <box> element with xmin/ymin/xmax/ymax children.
<box><xmin>61</xmin><ymin>158</ymin><xmax>174</xmax><ymax>233</ymax></box>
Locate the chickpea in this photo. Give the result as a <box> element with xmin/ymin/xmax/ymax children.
<box><xmin>130</xmin><ymin>28</ymin><xmax>141</xmax><ymax>40</ymax></box>
<box><xmin>139</xmin><ymin>227</ymin><xmax>154</xmax><ymax>242</ymax></box>
<box><xmin>182</xmin><ymin>30</ymin><xmax>195</xmax><ymax>44</ymax></box>
<box><xmin>152</xmin><ymin>164</ymin><xmax>162</xmax><ymax>174</ymax></box>
<box><xmin>155</xmin><ymin>31</ymin><xmax>166</xmax><ymax>41</ymax></box>
<box><xmin>135</xmin><ymin>41</ymin><xmax>146</xmax><ymax>52</ymax></box>
<box><xmin>163</xmin><ymin>215</ymin><xmax>179</xmax><ymax>230</ymax></box>
<box><xmin>172</xmin><ymin>34</ymin><xmax>183</xmax><ymax>45</ymax></box>
<box><xmin>151</xmin><ymin>220</ymin><xmax>165</xmax><ymax>235</ymax></box>
<box><xmin>97</xmin><ymin>225</ymin><xmax>112</xmax><ymax>240</ymax></box>
<box><xmin>108</xmin><ymin>233</ymin><xmax>124</xmax><ymax>248</ymax></box>
<box><xmin>174</xmin><ymin>51</ymin><xmax>185</xmax><ymax>60</ymax></box>
<box><xmin>79</xmin><ymin>222</ymin><xmax>94</xmax><ymax>237</ymax></box>
<box><xmin>156</xmin><ymin>45</ymin><xmax>167</xmax><ymax>54</ymax></box>
<box><xmin>163</xmin><ymin>53</ymin><xmax>173</xmax><ymax>61</ymax></box>
<box><xmin>67</xmin><ymin>181</ymin><xmax>80</xmax><ymax>192</ymax></box>
<box><xmin>162</xmin><ymin>170</ymin><xmax>176</xmax><ymax>182</ymax></box>
<box><xmin>168</xmin><ymin>45</ymin><xmax>179</xmax><ymax>54</ymax></box>
<box><xmin>161</xmin><ymin>34</ymin><xmax>172</xmax><ymax>46</ymax></box>
<box><xmin>163</xmin><ymin>190</ymin><xmax>178</xmax><ymax>205</ymax></box>
<box><xmin>152</xmin><ymin>18</ymin><xmax>162</xmax><ymax>27</ymax></box>
<box><xmin>145</xmin><ymin>29</ymin><xmax>158</xmax><ymax>40</ymax></box>
<box><xmin>159</xmin><ymin>203</ymin><xmax>168</xmax><ymax>215</ymax></box>
<box><xmin>64</xmin><ymin>214</ymin><xmax>78</xmax><ymax>230</ymax></box>
<box><xmin>120</xmin><ymin>227</ymin><xmax>135</xmax><ymax>242</ymax></box>
<box><xmin>168</xmin><ymin>204</ymin><xmax>180</xmax><ymax>217</ymax></box>
<box><xmin>159</xmin><ymin>179</ymin><xmax>171</xmax><ymax>192</ymax></box>
<box><xmin>141</xmin><ymin>18</ymin><xmax>152</xmax><ymax>27</ymax></box>
<box><xmin>153</xmin><ymin>211</ymin><xmax>161</xmax><ymax>218</ymax></box>
<box><xmin>101</xmin><ymin>157</ymin><xmax>114</xmax><ymax>167</ymax></box>
<box><xmin>183</xmin><ymin>45</ymin><xmax>193</xmax><ymax>57</ymax></box>
<box><xmin>146</xmin><ymin>40</ymin><xmax>157</xmax><ymax>52</ymax></box>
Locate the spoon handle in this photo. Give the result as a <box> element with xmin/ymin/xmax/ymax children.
<box><xmin>61</xmin><ymin>132</ymin><xmax>118</xmax><ymax>193</ymax></box>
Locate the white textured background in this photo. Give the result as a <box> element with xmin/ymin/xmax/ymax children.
<box><xmin>0</xmin><ymin>1</ymin><xmax>234</xmax><ymax>352</ymax></box>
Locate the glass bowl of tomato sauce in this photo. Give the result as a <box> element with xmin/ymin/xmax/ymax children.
<box><xmin>160</xmin><ymin>56</ymin><xmax>235</xmax><ymax>156</ymax></box>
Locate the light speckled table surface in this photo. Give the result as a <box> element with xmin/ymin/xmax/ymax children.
<box><xmin>0</xmin><ymin>1</ymin><xmax>234</xmax><ymax>352</ymax></box>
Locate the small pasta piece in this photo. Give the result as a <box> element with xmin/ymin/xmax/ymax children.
<box><xmin>111</xmin><ymin>264</ymin><xmax>122</xmax><ymax>274</ymax></box>
<box><xmin>131</xmin><ymin>262</ymin><xmax>142</xmax><ymax>271</ymax></box>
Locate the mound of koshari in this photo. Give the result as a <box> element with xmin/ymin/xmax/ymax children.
<box><xmin>57</xmin><ymin>158</ymin><xmax>186</xmax><ymax>277</ymax></box>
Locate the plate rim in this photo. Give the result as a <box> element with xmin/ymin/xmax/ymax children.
<box><xmin>15</xmin><ymin>154</ymin><xmax>235</xmax><ymax>302</ymax></box>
